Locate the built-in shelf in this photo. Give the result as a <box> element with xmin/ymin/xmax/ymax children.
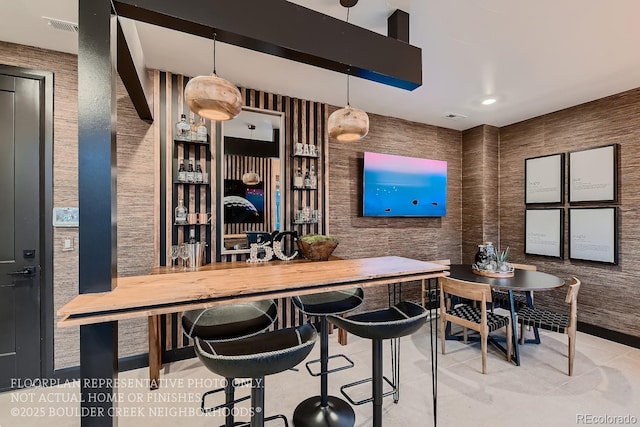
<box><xmin>173</xmin><ymin>181</ymin><xmax>210</xmax><ymax>185</ymax></box>
<box><xmin>293</xmin><ymin>220</ymin><xmax>319</xmax><ymax>225</ymax></box>
<box><xmin>173</xmin><ymin>223</ymin><xmax>211</xmax><ymax>226</ymax></box>
<box><xmin>292</xmin><ymin>186</ymin><xmax>317</xmax><ymax>190</ymax></box>
<box><xmin>292</xmin><ymin>153</ymin><xmax>319</xmax><ymax>158</ymax></box>
<box><xmin>174</xmin><ymin>139</ymin><xmax>210</xmax><ymax>146</ymax></box>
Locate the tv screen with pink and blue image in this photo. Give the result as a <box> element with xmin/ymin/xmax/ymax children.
<box><xmin>363</xmin><ymin>152</ymin><xmax>447</xmax><ymax>217</ymax></box>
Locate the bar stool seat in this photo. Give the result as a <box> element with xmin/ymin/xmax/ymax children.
<box><xmin>327</xmin><ymin>301</ymin><xmax>428</xmax><ymax>427</ymax></box>
<box><xmin>195</xmin><ymin>323</ymin><xmax>318</xmax><ymax>427</ymax></box>
<box><xmin>182</xmin><ymin>300</ymin><xmax>278</xmax><ymax>426</ymax></box>
<box><xmin>182</xmin><ymin>300</ymin><xmax>278</xmax><ymax>342</ymax></box>
<box><xmin>292</xmin><ymin>289</ymin><xmax>363</xmax><ymax>427</ymax></box>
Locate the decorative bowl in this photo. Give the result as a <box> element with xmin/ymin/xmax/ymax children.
<box><xmin>297</xmin><ymin>235</ymin><xmax>339</xmax><ymax>261</ymax></box>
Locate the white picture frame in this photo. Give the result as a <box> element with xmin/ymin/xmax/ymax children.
<box><xmin>525</xmin><ymin>208</ymin><xmax>564</xmax><ymax>258</ymax></box>
<box><xmin>525</xmin><ymin>153</ymin><xmax>564</xmax><ymax>204</ymax></box>
<box><xmin>569</xmin><ymin>145</ymin><xmax>617</xmax><ymax>203</ymax></box>
<box><xmin>569</xmin><ymin>207</ymin><xmax>618</xmax><ymax>264</ymax></box>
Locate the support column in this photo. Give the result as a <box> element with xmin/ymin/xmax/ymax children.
<box><xmin>78</xmin><ymin>0</ymin><xmax>118</xmax><ymax>425</ymax></box>
<box><xmin>461</xmin><ymin>125</ymin><xmax>500</xmax><ymax>263</ymax></box>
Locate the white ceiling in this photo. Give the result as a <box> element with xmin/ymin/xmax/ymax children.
<box><xmin>1</xmin><ymin>0</ymin><xmax>639</xmax><ymax>131</ymax></box>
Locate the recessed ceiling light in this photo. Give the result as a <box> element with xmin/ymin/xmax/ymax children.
<box><xmin>481</xmin><ymin>98</ymin><xmax>497</xmax><ymax>106</ymax></box>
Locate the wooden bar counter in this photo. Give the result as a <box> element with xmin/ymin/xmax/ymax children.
<box><xmin>58</xmin><ymin>256</ymin><xmax>449</xmax><ymax>388</ymax></box>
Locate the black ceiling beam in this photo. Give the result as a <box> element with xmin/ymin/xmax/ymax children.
<box><xmin>113</xmin><ymin>0</ymin><xmax>422</xmax><ymax>91</ymax></box>
<box><xmin>116</xmin><ymin>20</ymin><xmax>153</xmax><ymax>123</ymax></box>
<box><xmin>388</xmin><ymin>10</ymin><xmax>410</xmax><ymax>44</ymax></box>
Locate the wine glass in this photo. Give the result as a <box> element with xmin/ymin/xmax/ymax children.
<box><xmin>180</xmin><ymin>244</ymin><xmax>190</xmax><ymax>270</ymax></box>
<box><xmin>169</xmin><ymin>245</ymin><xmax>179</xmax><ymax>270</ymax></box>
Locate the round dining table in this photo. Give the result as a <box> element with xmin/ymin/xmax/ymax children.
<box><xmin>447</xmin><ymin>264</ymin><xmax>565</xmax><ymax>365</ymax></box>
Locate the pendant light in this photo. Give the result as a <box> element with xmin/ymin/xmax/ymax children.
<box><xmin>328</xmin><ymin>1</ymin><xmax>369</xmax><ymax>141</ymax></box>
<box><xmin>185</xmin><ymin>33</ymin><xmax>242</xmax><ymax>121</ymax></box>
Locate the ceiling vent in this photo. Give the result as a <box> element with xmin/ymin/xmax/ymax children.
<box><xmin>43</xmin><ymin>16</ymin><xmax>78</xmax><ymax>33</ymax></box>
<box><xmin>442</xmin><ymin>112</ymin><xmax>467</xmax><ymax>120</ymax></box>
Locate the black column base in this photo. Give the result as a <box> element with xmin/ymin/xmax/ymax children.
<box><xmin>292</xmin><ymin>395</ymin><xmax>355</xmax><ymax>427</ymax></box>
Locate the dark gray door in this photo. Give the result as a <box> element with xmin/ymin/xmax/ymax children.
<box><xmin>0</xmin><ymin>73</ymin><xmax>42</xmax><ymax>391</ymax></box>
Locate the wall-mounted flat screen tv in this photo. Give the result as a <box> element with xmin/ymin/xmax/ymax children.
<box><xmin>224</xmin><ymin>179</ymin><xmax>265</xmax><ymax>223</ymax></box>
<box><xmin>363</xmin><ymin>152</ymin><xmax>447</xmax><ymax>217</ymax></box>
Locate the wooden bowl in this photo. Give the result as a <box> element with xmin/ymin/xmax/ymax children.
<box><xmin>296</xmin><ymin>239</ymin><xmax>339</xmax><ymax>261</ymax></box>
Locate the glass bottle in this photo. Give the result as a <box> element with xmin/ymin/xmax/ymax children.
<box><xmin>186</xmin><ymin>159</ymin><xmax>195</xmax><ymax>183</ymax></box>
<box><xmin>196</xmin><ymin>116</ymin><xmax>208</xmax><ymax>143</ymax></box>
<box><xmin>303</xmin><ymin>169</ymin><xmax>311</xmax><ymax>188</ymax></box>
<box><xmin>175</xmin><ymin>199</ymin><xmax>188</xmax><ymax>224</ymax></box>
<box><xmin>194</xmin><ymin>163</ymin><xmax>203</xmax><ymax>183</ymax></box>
<box><xmin>309</xmin><ymin>164</ymin><xmax>317</xmax><ymax>188</ymax></box>
<box><xmin>175</xmin><ymin>114</ymin><xmax>190</xmax><ymax>141</ymax></box>
<box><xmin>189</xmin><ymin>116</ymin><xmax>197</xmax><ymax>141</ymax></box>
<box><xmin>188</xmin><ymin>227</ymin><xmax>197</xmax><ymax>244</ymax></box>
<box><xmin>177</xmin><ymin>160</ymin><xmax>186</xmax><ymax>182</ymax></box>
<box><xmin>485</xmin><ymin>242</ymin><xmax>496</xmax><ymax>263</ymax></box>
<box><xmin>274</xmin><ymin>175</ymin><xmax>281</xmax><ymax>231</ymax></box>
<box><xmin>293</xmin><ymin>167</ymin><xmax>304</xmax><ymax>188</ymax></box>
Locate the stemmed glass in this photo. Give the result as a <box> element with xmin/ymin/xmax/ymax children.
<box><xmin>179</xmin><ymin>244</ymin><xmax>190</xmax><ymax>270</ymax></box>
<box><xmin>169</xmin><ymin>245</ymin><xmax>179</xmax><ymax>270</ymax></box>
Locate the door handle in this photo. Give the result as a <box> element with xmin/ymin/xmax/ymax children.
<box><xmin>7</xmin><ymin>266</ymin><xmax>35</xmax><ymax>277</ymax></box>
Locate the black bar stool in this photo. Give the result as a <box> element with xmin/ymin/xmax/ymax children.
<box><xmin>328</xmin><ymin>301</ymin><xmax>428</xmax><ymax>427</ymax></box>
<box><xmin>195</xmin><ymin>323</ymin><xmax>318</xmax><ymax>427</ymax></box>
<box><xmin>182</xmin><ymin>300</ymin><xmax>278</xmax><ymax>426</ymax></box>
<box><xmin>291</xmin><ymin>289</ymin><xmax>364</xmax><ymax>427</ymax></box>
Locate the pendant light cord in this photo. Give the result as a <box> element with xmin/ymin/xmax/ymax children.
<box><xmin>212</xmin><ymin>32</ymin><xmax>217</xmax><ymax>75</ymax></box>
<box><xmin>346</xmin><ymin>8</ymin><xmax>351</xmax><ymax>106</ymax></box>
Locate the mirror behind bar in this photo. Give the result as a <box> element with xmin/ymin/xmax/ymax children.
<box><xmin>216</xmin><ymin>107</ymin><xmax>286</xmax><ymax>258</ymax></box>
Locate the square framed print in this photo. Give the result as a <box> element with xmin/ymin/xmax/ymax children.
<box><xmin>569</xmin><ymin>207</ymin><xmax>618</xmax><ymax>264</ymax></box>
<box><xmin>525</xmin><ymin>208</ymin><xmax>564</xmax><ymax>258</ymax></box>
<box><xmin>525</xmin><ymin>153</ymin><xmax>564</xmax><ymax>204</ymax></box>
<box><xmin>569</xmin><ymin>144</ymin><xmax>617</xmax><ymax>203</ymax></box>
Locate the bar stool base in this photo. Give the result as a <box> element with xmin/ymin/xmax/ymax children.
<box><xmin>292</xmin><ymin>395</ymin><xmax>355</xmax><ymax>427</ymax></box>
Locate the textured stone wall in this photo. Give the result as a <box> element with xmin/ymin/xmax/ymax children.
<box><xmin>499</xmin><ymin>88</ymin><xmax>640</xmax><ymax>337</ymax></box>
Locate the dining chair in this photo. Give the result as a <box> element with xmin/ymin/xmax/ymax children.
<box><xmin>517</xmin><ymin>277</ymin><xmax>581</xmax><ymax>375</ymax></box>
<box><xmin>491</xmin><ymin>263</ymin><xmax>537</xmax><ymax>312</ymax></box>
<box><xmin>422</xmin><ymin>259</ymin><xmax>451</xmax><ymax>309</ymax></box>
<box><xmin>439</xmin><ymin>276</ymin><xmax>512</xmax><ymax>374</ymax></box>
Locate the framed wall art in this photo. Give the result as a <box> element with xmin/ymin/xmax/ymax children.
<box><xmin>525</xmin><ymin>208</ymin><xmax>564</xmax><ymax>258</ymax></box>
<box><xmin>569</xmin><ymin>207</ymin><xmax>618</xmax><ymax>264</ymax></box>
<box><xmin>569</xmin><ymin>144</ymin><xmax>618</xmax><ymax>203</ymax></box>
<box><xmin>525</xmin><ymin>153</ymin><xmax>564</xmax><ymax>204</ymax></box>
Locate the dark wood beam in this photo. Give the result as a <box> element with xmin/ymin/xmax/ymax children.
<box><xmin>117</xmin><ymin>20</ymin><xmax>153</xmax><ymax>122</ymax></box>
<box><xmin>388</xmin><ymin>10</ymin><xmax>410</xmax><ymax>43</ymax></box>
<box><xmin>113</xmin><ymin>0</ymin><xmax>422</xmax><ymax>90</ymax></box>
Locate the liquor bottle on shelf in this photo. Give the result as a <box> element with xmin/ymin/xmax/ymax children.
<box><xmin>177</xmin><ymin>160</ymin><xmax>186</xmax><ymax>182</ymax></box>
<box><xmin>275</xmin><ymin>175</ymin><xmax>281</xmax><ymax>231</ymax></box>
<box><xmin>189</xmin><ymin>116</ymin><xmax>197</xmax><ymax>141</ymax></box>
<box><xmin>194</xmin><ymin>163</ymin><xmax>203</xmax><ymax>183</ymax></box>
<box><xmin>201</xmin><ymin>167</ymin><xmax>209</xmax><ymax>184</ymax></box>
<box><xmin>175</xmin><ymin>199</ymin><xmax>188</xmax><ymax>224</ymax></box>
<box><xmin>175</xmin><ymin>114</ymin><xmax>190</xmax><ymax>141</ymax></box>
<box><xmin>303</xmin><ymin>169</ymin><xmax>311</xmax><ymax>188</ymax></box>
<box><xmin>186</xmin><ymin>160</ymin><xmax>195</xmax><ymax>183</ymax></box>
<box><xmin>309</xmin><ymin>165</ymin><xmax>317</xmax><ymax>188</ymax></box>
<box><xmin>293</xmin><ymin>167</ymin><xmax>304</xmax><ymax>188</ymax></box>
<box><xmin>196</xmin><ymin>116</ymin><xmax>208</xmax><ymax>143</ymax></box>
<box><xmin>188</xmin><ymin>227</ymin><xmax>197</xmax><ymax>244</ymax></box>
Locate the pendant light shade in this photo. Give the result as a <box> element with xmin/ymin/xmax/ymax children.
<box><xmin>328</xmin><ymin>105</ymin><xmax>369</xmax><ymax>141</ymax></box>
<box><xmin>185</xmin><ymin>33</ymin><xmax>242</xmax><ymax>121</ymax></box>
<box><xmin>328</xmin><ymin>1</ymin><xmax>369</xmax><ymax>141</ymax></box>
<box><xmin>184</xmin><ymin>74</ymin><xmax>242</xmax><ymax>121</ymax></box>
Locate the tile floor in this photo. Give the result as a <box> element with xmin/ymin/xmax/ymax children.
<box><xmin>1</xmin><ymin>318</ymin><xmax>639</xmax><ymax>427</ymax></box>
